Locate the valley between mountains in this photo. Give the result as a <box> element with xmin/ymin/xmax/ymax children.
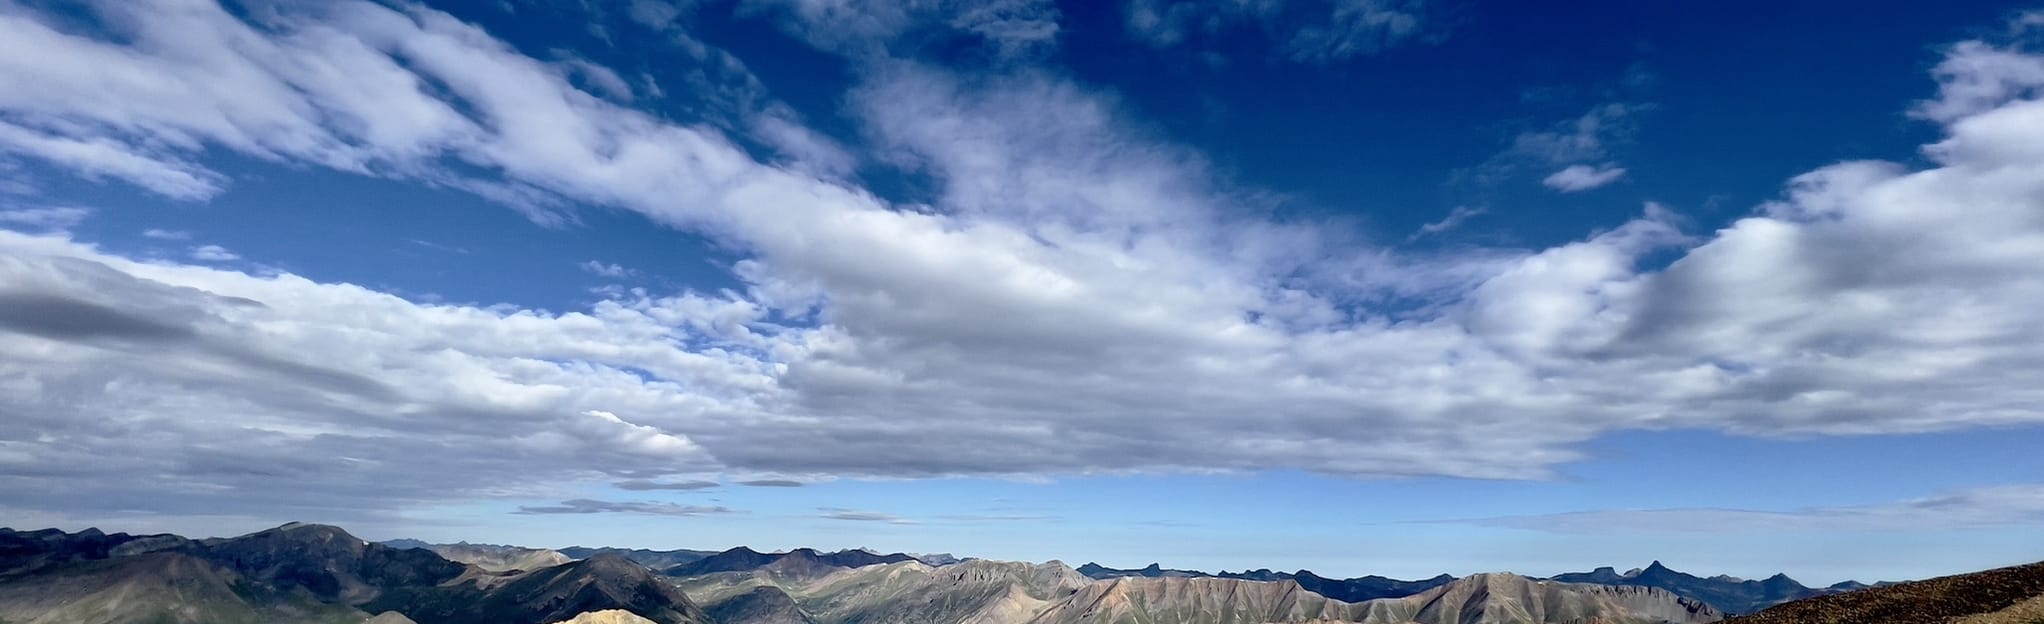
<box><xmin>0</xmin><ymin>522</ymin><xmax>2031</xmax><ymax>624</ymax></box>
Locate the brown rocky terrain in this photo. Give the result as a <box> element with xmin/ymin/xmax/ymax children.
<box><xmin>1722</xmin><ymin>560</ymin><xmax>2044</xmax><ymax>624</ymax></box>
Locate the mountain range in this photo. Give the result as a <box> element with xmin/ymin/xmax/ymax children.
<box><xmin>377</xmin><ymin>539</ymin><xmax>1864</xmax><ymax>616</ymax></box>
<box><xmin>0</xmin><ymin>522</ymin><xmax>2027</xmax><ymax>624</ymax></box>
<box><xmin>0</xmin><ymin>523</ymin><xmax>712</xmax><ymax>624</ymax></box>
<box><xmin>383</xmin><ymin>540</ymin><xmax>572</xmax><ymax>572</ymax></box>
<box><xmin>1073</xmin><ymin>559</ymin><xmax>1871</xmax><ymax>615</ymax></box>
<box><xmin>1078</xmin><ymin>563</ymin><xmax>1458</xmax><ymax>602</ymax></box>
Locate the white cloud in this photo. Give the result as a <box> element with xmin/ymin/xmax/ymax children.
<box><xmin>2</xmin><ymin>1</ymin><xmax>2044</xmax><ymax>528</ymax></box>
<box><xmin>1124</xmin><ymin>0</ymin><xmax>1430</xmax><ymax>64</ymax></box>
<box><xmin>1915</xmin><ymin>40</ymin><xmax>2044</xmax><ymax>123</ymax></box>
<box><xmin>559</xmin><ymin>56</ymin><xmax>636</xmax><ymax>102</ymax></box>
<box><xmin>0</xmin><ymin>121</ymin><xmax>222</xmax><ymax>200</ymax></box>
<box><xmin>743</xmin><ymin>0</ymin><xmax>1060</xmax><ymax>57</ymax></box>
<box><xmin>188</xmin><ymin>244</ymin><xmax>239</xmax><ymax>262</ymax></box>
<box><xmin>1462</xmin><ymin>484</ymin><xmax>2044</xmax><ymax>534</ymax></box>
<box><xmin>143</xmin><ymin>228</ymin><xmax>192</xmax><ymax>240</ymax></box>
<box><xmin>516</xmin><ymin>499</ymin><xmax>737</xmax><ymax>516</ymax></box>
<box><xmin>626</xmin><ymin>0</ymin><xmax>691</xmax><ymax>30</ymax></box>
<box><xmin>1463</xmin><ymin>101</ymin><xmax>1643</xmax><ymax>190</ymax></box>
<box><xmin>1411</xmin><ymin>205</ymin><xmax>1486</xmax><ymax>239</ymax></box>
<box><xmin>949</xmin><ymin>0</ymin><xmax>1062</xmax><ymax>56</ymax></box>
<box><xmin>1511</xmin><ymin>103</ymin><xmax>1639</xmax><ymax>166</ymax></box>
<box><xmin>1542</xmin><ymin>163</ymin><xmax>1628</xmax><ymax>192</ymax></box>
<box><xmin>0</xmin><ymin>205</ymin><xmax>89</xmax><ymax>230</ymax></box>
<box><xmin>820</xmin><ymin>507</ymin><xmax>919</xmax><ymax>524</ymax></box>
<box><xmin>580</xmin><ymin>260</ymin><xmax>634</xmax><ymax>279</ymax></box>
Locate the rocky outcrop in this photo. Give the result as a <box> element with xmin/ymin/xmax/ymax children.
<box><xmin>1078</xmin><ymin>564</ymin><xmax>1455</xmax><ymax>603</ymax></box>
<box><xmin>550</xmin><ymin>610</ymin><xmax>661</xmax><ymax>624</ymax></box>
<box><xmin>1026</xmin><ymin>577</ymin><xmax>1357</xmax><ymax>624</ymax></box>
<box><xmin>678</xmin><ymin>559</ymin><xmax>1094</xmax><ymax>624</ymax></box>
<box><xmin>1386</xmin><ymin>572</ymin><xmax>1721</xmax><ymax>624</ymax></box>
<box><xmin>1026</xmin><ymin>572</ymin><xmax>1719</xmax><ymax>624</ymax></box>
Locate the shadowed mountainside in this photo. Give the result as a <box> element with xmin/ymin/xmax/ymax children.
<box><xmin>1722</xmin><ymin>560</ymin><xmax>2044</xmax><ymax>624</ymax></box>
<box><xmin>1551</xmin><ymin>562</ymin><xmax>1827</xmax><ymax>615</ymax></box>
<box><xmin>705</xmin><ymin>586</ymin><xmax>818</xmax><ymax>624</ymax></box>
<box><xmin>0</xmin><ymin>524</ymin><xmax>711</xmax><ymax>624</ymax></box>
<box><xmin>560</xmin><ymin>547</ymin><xmax>721</xmax><ymax>571</ymax></box>
<box><xmin>668</xmin><ymin>547</ymin><xmax>918</xmax><ymax>577</ymax></box>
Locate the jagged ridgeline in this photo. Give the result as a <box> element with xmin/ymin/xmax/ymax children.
<box><xmin>25</xmin><ymin>522</ymin><xmax>1988</xmax><ymax>624</ymax></box>
<box><xmin>670</xmin><ymin>553</ymin><xmax>1719</xmax><ymax>624</ymax></box>
<box><xmin>0</xmin><ymin>523</ymin><xmax>712</xmax><ymax>624</ymax></box>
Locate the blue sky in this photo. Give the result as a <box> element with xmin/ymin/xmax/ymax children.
<box><xmin>2</xmin><ymin>0</ymin><xmax>2043</xmax><ymax>587</ymax></box>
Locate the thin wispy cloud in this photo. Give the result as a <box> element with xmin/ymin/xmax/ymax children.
<box><xmin>1542</xmin><ymin>163</ymin><xmax>1628</xmax><ymax>192</ymax></box>
<box><xmin>820</xmin><ymin>507</ymin><xmax>919</xmax><ymax>525</ymax></box>
<box><xmin>615</xmin><ymin>479</ymin><xmax>720</xmax><ymax>491</ymax></box>
<box><xmin>188</xmin><ymin>244</ymin><xmax>239</xmax><ymax>262</ymax></box>
<box><xmin>0</xmin><ymin>206</ymin><xmax>89</xmax><ymax>230</ymax></box>
<box><xmin>936</xmin><ymin>513</ymin><xmax>1061</xmax><ymax>523</ymax></box>
<box><xmin>516</xmin><ymin>498</ymin><xmax>739</xmax><ymax>517</ymax></box>
<box><xmin>1453</xmin><ymin>484</ymin><xmax>2044</xmax><ymax>534</ymax></box>
<box><xmin>1410</xmin><ymin>205</ymin><xmax>1487</xmax><ymax>239</ymax></box>
<box><xmin>735</xmin><ymin>479</ymin><xmax>805</xmax><ymax>488</ymax></box>
<box><xmin>1125</xmin><ymin>0</ymin><xmax>1434</xmax><ymax>64</ymax></box>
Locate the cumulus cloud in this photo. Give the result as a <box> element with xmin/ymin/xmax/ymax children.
<box><xmin>1124</xmin><ymin>0</ymin><xmax>1430</xmax><ymax>64</ymax></box>
<box><xmin>2</xmin><ymin>0</ymin><xmax>2044</xmax><ymax>529</ymax></box>
<box><xmin>580</xmin><ymin>260</ymin><xmax>634</xmax><ymax>279</ymax></box>
<box><xmin>517</xmin><ymin>499</ymin><xmax>739</xmax><ymax>516</ymax></box>
<box><xmin>1542</xmin><ymin>163</ymin><xmax>1628</xmax><ymax>192</ymax></box>
<box><xmin>1461</xmin><ymin>484</ymin><xmax>2044</xmax><ymax>534</ymax></box>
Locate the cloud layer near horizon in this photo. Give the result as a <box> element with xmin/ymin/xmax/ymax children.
<box><xmin>2</xmin><ymin>1</ymin><xmax>2044</xmax><ymax>526</ymax></box>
